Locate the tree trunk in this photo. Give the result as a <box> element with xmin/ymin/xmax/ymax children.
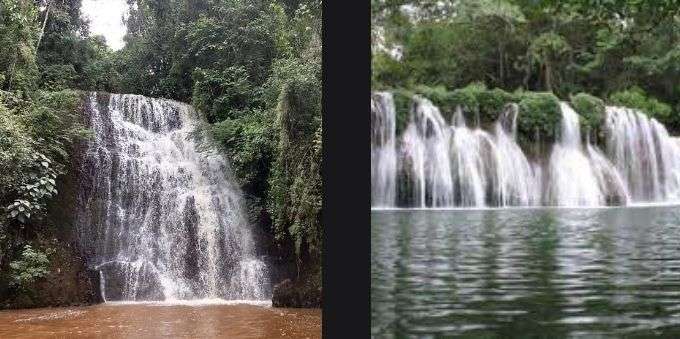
<box><xmin>499</xmin><ymin>44</ymin><xmax>504</xmax><ymax>86</ymax></box>
<box><xmin>544</xmin><ymin>61</ymin><xmax>553</xmax><ymax>92</ymax></box>
<box><xmin>7</xmin><ymin>58</ymin><xmax>16</xmax><ymax>91</ymax></box>
<box><xmin>523</xmin><ymin>53</ymin><xmax>532</xmax><ymax>90</ymax></box>
<box><xmin>36</xmin><ymin>0</ymin><xmax>52</xmax><ymax>52</ymax></box>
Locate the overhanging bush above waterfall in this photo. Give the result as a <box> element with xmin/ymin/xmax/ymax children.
<box><xmin>609</xmin><ymin>87</ymin><xmax>673</xmax><ymax>128</ymax></box>
<box><xmin>516</xmin><ymin>91</ymin><xmax>561</xmax><ymax>144</ymax></box>
<box><xmin>571</xmin><ymin>93</ymin><xmax>605</xmax><ymax>139</ymax></box>
<box><xmin>391</xmin><ymin>89</ymin><xmax>415</xmax><ymax>135</ymax></box>
<box><xmin>412</xmin><ymin>83</ymin><xmax>517</xmax><ymax>126</ymax></box>
<box><xmin>383</xmin><ymin>87</ymin><xmax>568</xmax><ymax>147</ymax></box>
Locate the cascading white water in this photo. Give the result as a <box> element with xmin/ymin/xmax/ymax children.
<box><xmin>371</xmin><ymin>92</ymin><xmax>397</xmax><ymax>207</ymax></box>
<box><xmin>396</xmin><ymin>97</ymin><xmax>540</xmax><ymax>207</ymax></box>
<box><xmin>490</xmin><ymin>104</ymin><xmax>542</xmax><ymax>206</ymax></box>
<box><xmin>400</xmin><ymin>96</ymin><xmax>453</xmax><ymax>207</ymax></box>
<box><xmin>585</xmin><ymin>143</ymin><xmax>631</xmax><ymax>205</ymax></box>
<box><xmin>76</xmin><ymin>93</ymin><xmax>269</xmax><ymax>302</ymax></box>
<box><xmin>548</xmin><ymin>102</ymin><xmax>609</xmax><ymax>206</ymax></box>
<box><xmin>605</xmin><ymin>106</ymin><xmax>680</xmax><ymax>202</ymax></box>
<box><xmin>373</xmin><ymin>91</ymin><xmax>680</xmax><ymax>208</ymax></box>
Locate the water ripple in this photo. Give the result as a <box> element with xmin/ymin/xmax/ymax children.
<box><xmin>372</xmin><ymin>207</ymin><xmax>680</xmax><ymax>337</ymax></box>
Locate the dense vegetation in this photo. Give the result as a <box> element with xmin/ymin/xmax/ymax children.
<box><xmin>0</xmin><ymin>0</ymin><xmax>321</xmax><ymax>307</ymax></box>
<box><xmin>372</xmin><ymin>0</ymin><xmax>680</xmax><ymax>136</ymax></box>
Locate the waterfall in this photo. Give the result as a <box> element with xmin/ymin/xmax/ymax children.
<box><xmin>371</xmin><ymin>92</ymin><xmax>397</xmax><ymax>207</ymax></box>
<box><xmin>490</xmin><ymin>104</ymin><xmax>542</xmax><ymax>206</ymax></box>
<box><xmin>399</xmin><ymin>96</ymin><xmax>453</xmax><ymax>207</ymax></box>
<box><xmin>395</xmin><ymin>97</ymin><xmax>540</xmax><ymax>207</ymax></box>
<box><xmin>373</xmin><ymin>91</ymin><xmax>680</xmax><ymax>208</ymax></box>
<box><xmin>76</xmin><ymin>93</ymin><xmax>269</xmax><ymax>302</ymax></box>
<box><xmin>605</xmin><ymin>106</ymin><xmax>680</xmax><ymax>202</ymax></box>
<box><xmin>548</xmin><ymin>102</ymin><xmax>607</xmax><ymax>206</ymax></box>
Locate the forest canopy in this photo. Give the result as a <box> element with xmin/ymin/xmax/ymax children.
<box><xmin>372</xmin><ymin>0</ymin><xmax>680</xmax><ymax>131</ymax></box>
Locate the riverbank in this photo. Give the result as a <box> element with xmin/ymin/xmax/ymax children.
<box><xmin>0</xmin><ymin>303</ymin><xmax>321</xmax><ymax>338</ymax></box>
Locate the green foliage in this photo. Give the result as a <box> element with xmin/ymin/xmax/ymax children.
<box><xmin>211</xmin><ymin>109</ymin><xmax>274</xmax><ymax>195</ymax></box>
<box><xmin>403</xmin><ymin>22</ymin><xmax>464</xmax><ymax>86</ymax></box>
<box><xmin>372</xmin><ymin>51</ymin><xmax>410</xmax><ymax>89</ymax></box>
<box><xmin>528</xmin><ymin>32</ymin><xmax>571</xmax><ymax>91</ymax></box>
<box><xmin>5</xmin><ymin>153</ymin><xmax>59</xmax><ymax>224</ymax></box>
<box><xmin>413</xmin><ymin>83</ymin><xmax>517</xmax><ymax>125</ymax></box>
<box><xmin>192</xmin><ymin>66</ymin><xmax>257</xmax><ymax>123</ymax></box>
<box><xmin>371</xmin><ymin>0</ymin><xmax>680</xmax><ymax>125</ymax></box>
<box><xmin>390</xmin><ymin>88</ymin><xmax>414</xmax><ymax>135</ymax></box>
<box><xmin>0</xmin><ymin>0</ymin><xmax>40</xmax><ymax>94</ymax></box>
<box><xmin>0</xmin><ymin>104</ymin><xmax>33</xmax><ymax>198</ymax></box>
<box><xmin>477</xmin><ymin>88</ymin><xmax>519</xmax><ymax>122</ymax></box>
<box><xmin>77</xmin><ymin>37</ymin><xmax>122</xmax><ymax>92</ymax></box>
<box><xmin>571</xmin><ymin>92</ymin><xmax>605</xmax><ymax>133</ymax></box>
<box><xmin>268</xmin><ymin>77</ymin><xmax>322</xmax><ymax>263</ymax></box>
<box><xmin>516</xmin><ymin>91</ymin><xmax>562</xmax><ymax>143</ymax></box>
<box><xmin>9</xmin><ymin>245</ymin><xmax>51</xmax><ymax>290</ymax></box>
<box><xmin>609</xmin><ymin>87</ymin><xmax>673</xmax><ymax>124</ymax></box>
<box><xmin>0</xmin><ymin>89</ymin><xmax>86</xmax><ymax>228</ymax></box>
<box><xmin>40</xmin><ymin>64</ymin><xmax>77</xmax><ymax>91</ymax></box>
<box><xmin>25</xmin><ymin>90</ymin><xmax>90</xmax><ymax>163</ymax></box>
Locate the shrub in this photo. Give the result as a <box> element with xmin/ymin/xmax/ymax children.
<box><xmin>448</xmin><ymin>83</ymin><xmax>485</xmax><ymax>123</ymax></box>
<box><xmin>0</xmin><ymin>106</ymin><xmax>33</xmax><ymax>199</ymax></box>
<box><xmin>414</xmin><ymin>83</ymin><xmax>517</xmax><ymax>126</ymax></box>
<box><xmin>9</xmin><ymin>245</ymin><xmax>52</xmax><ymax>290</ymax></box>
<box><xmin>391</xmin><ymin>88</ymin><xmax>414</xmax><ymax>135</ymax></box>
<box><xmin>476</xmin><ymin>88</ymin><xmax>518</xmax><ymax>124</ymax></box>
<box><xmin>268</xmin><ymin>76</ymin><xmax>322</xmax><ymax>270</ymax></box>
<box><xmin>571</xmin><ymin>92</ymin><xmax>605</xmax><ymax>138</ymax></box>
<box><xmin>372</xmin><ymin>52</ymin><xmax>410</xmax><ymax>89</ymax></box>
<box><xmin>39</xmin><ymin>64</ymin><xmax>77</xmax><ymax>91</ymax></box>
<box><xmin>609</xmin><ymin>87</ymin><xmax>672</xmax><ymax>124</ymax></box>
<box><xmin>211</xmin><ymin>109</ymin><xmax>274</xmax><ymax>195</ymax></box>
<box><xmin>192</xmin><ymin>66</ymin><xmax>256</xmax><ymax>123</ymax></box>
<box><xmin>516</xmin><ymin>91</ymin><xmax>562</xmax><ymax>144</ymax></box>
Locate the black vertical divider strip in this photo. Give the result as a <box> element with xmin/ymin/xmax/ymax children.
<box><xmin>322</xmin><ymin>1</ymin><xmax>371</xmax><ymax>338</ymax></box>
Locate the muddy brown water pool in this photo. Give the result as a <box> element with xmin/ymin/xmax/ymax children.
<box><xmin>0</xmin><ymin>302</ymin><xmax>321</xmax><ymax>338</ymax></box>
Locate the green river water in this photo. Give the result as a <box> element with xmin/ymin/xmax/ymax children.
<box><xmin>372</xmin><ymin>206</ymin><xmax>680</xmax><ymax>337</ymax></box>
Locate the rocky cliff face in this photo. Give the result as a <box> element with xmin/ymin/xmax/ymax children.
<box><xmin>0</xmin><ymin>92</ymin><xmax>100</xmax><ymax>310</ymax></box>
<box><xmin>2</xmin><ymin>239</ymin><xmax>102</xmax><ymax>309</ymax></box>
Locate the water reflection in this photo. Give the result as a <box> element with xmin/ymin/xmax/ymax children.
<box><xmin>371</xmin><ymin>207</ymin><xmax>680</xmax><ymax>337</ymax></box>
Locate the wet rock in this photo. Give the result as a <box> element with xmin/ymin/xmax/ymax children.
<box><xmin>272</xmin><ymin>277</ymin><xmax>322</xmax><ymax>308</ymax></box>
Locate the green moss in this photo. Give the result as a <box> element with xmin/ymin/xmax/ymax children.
<box><xmin>609</xmin><ymin>87</ymin><xmax>672</xmax><ymax>123</ymax></box>
<box><xmin>391</xmin><ymin>89</ymin><xmax>415</xmax><ymax>135</ymax></box>
<box><xmin>516</xmin><ymin>91</ymin><xmax>562</xmax><ymax>145</ymax></box>
<box><xmin>447</xmin><ymin>83</ymin><xmax>484</xmax><ymax>123</ymax></box>
<box><xmin>413</xmin><ymin>83</ymin><xmax>517</xmax><ymax>126</ymax></box>
<box><xmin>411</xmin><ymin>84</ymin><xmax>456</xmax><ymax>122</ymax></box>
<box><xmin>477</xmin><ymin>88</ymin><xmax>518</xmax><ymax>124</ymax></box>
<box><xmin>571</xmin><ymin>92</ymin><xmax>605</xmax><ymax>139</ymax></box>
